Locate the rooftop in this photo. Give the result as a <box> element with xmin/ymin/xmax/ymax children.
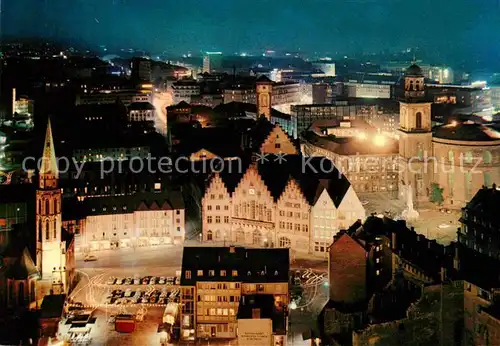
<box><xmin>180</xmin><ymin>246</ymin><xmax>290</xmax><ymax>285</ymax></box>
<box><xmin>433</xmin><ymin>121</ymin><xmax>500</xmax><ymax>142</ymax></box>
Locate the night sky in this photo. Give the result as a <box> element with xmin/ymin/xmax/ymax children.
<box><xmin>2</xmin><ymin>0</ymin><xmax>500</xmax><ymax>59</ymax></box>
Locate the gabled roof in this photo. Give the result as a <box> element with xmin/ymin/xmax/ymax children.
<box><xmin>5</xmin><ymin>247</ymin><xmax>39</xmax><ymax>280</ymax></box>
<box><xmin>211</xmin><ymin>154</ymin><xmax>351</xmax><ymax>207</ymax></box>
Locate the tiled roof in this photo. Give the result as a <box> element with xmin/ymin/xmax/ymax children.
<box><xmin>5</xmin><ymin>247</ymin><xmax>39</xmax><ymax>280</ymax></box>
<box><xmin>81</xmin><ymin>190</ymin><xmax>184</xmax><ymax>216</ymax></box>
<box><xmin>180</xmin><ymin>246</ymin><xmax>289</xmax><ymax>286</ymax></box>
<box><xmin>433</xmin><ymin>121</ymin><xmax>500</xmax><ymax>142</ymax></box>
<box><xmin>214</xmin><ymin>154</ymin><xmax>351</xmax><ymax>207</ymax></box>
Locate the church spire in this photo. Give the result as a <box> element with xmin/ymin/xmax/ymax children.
<box><xmin>39</xmin><ymin>118</ymin><xmax>58</xmax><ymax>189</ymax></box>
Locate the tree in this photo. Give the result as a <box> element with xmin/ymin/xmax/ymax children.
<box><xmin>429</xmin><ymin>183</ymin><xmax>444</xmax><ymax>206</ymax></box>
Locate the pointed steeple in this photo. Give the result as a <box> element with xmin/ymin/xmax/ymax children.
<box><xmin>39</xmin><ymin>118</ymin><xmax>58</xmax><ymax>189</ymax></box>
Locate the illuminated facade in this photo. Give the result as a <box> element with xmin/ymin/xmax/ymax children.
<box><xmin>179</xmin><ymin>246</ymin><xmax>289</xmax><ymax>341</ymax></box>
<box><xmin>398</xmin><ymin>64</ymin><xmax>434</xmax><ymax>203</ymax></box>
<box><xmin>398</xmin><ymin>64</ymin><xmax>500</xmax><ymax>207</ymax></box>
<box><xmin>36</xmin><ymin>119</ymin><xmax>75</xmax><ymax>295</ymax></box>
<box><xmin>79</xmin><ymin>191</ymin><xmax>185</xmax><ymax>252</ymax></box>
<box><xmin>201</xmin><ymin>155</ymin><xmax>366</xmax><ymax>258</ymax></box>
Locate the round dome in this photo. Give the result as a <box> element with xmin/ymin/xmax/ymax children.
<box><xmin>433</xmin><ymin>121</ymin><xmax>500</xmax><ymax>142</ymax></box>
<box><xmin>405</xmin><ymin>64</ymin><xmax>423</xmax><ymax>76</ymax></box>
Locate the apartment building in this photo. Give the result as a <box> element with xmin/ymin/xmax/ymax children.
<box><xmin>179</xmin><ymin>246</ymin><xmax>289</xmax><ymax>342</ymax></box>
<box><xmin>78</xmin><ymin>190</ymin><xmax>185</xmax><ymax>252</ymax></box>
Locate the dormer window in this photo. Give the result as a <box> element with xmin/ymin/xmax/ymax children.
<box><xmin>103</xmin><ymin>207</ymin><xmax>107</xmax><ymax>211</ymax></box>
<box><xmin>274</xmin><ymin>270</ymin><xmax>278</xmax><ymax>276</ymax></box>
<box><xmin>247</xmin><ymin>271</ymin><xmax>251</xmax><ymax>276</ymax></box>
<box><xmin>261</xmin><ymin>271</ymin><xmax>265</xmax><ymax>276</ymax></box>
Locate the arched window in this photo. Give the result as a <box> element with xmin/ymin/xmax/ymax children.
<box><xmin>38</xmin><ymin>222</ymin><xmax>42</xmax><ymax>242</ymax></box>
<box><xmin>53</xmin><ymin>219</ymin><xmax>57</xmax><ymax>239</ymax></box>
<box><xmin>18</xmin><ymin>282</ymin><xmax>25</xmax><ymax>306</ymax></box>
<box><xmin>45</xmin><ymin>200</ymin><xmax>50</xmax><ymax>215</ymax></box>
<box><xmin>207</xmin><ymin>230</ymin><xmax>213</xmax><ymax>241</ymax></box>
<box><xmin>236</xmin><ymin>230</ymin><xmax>245</xmax><ymax>243</ymax></box>
<box><xmin>448</xmin><ymin>150</ymin><xmax>454</xmax><ymax>163</ymax></box>
<box><xmin>415</xmin><ymin>112</ymin><xmax>422</xmax><ymax>129</ymax></box>
<box><xmin>483</xmin><ymin>151</ymin><xmax>492</xmax><ymax>164</ymax></box>
<box><xmin>464</xmin><ymin>152</ymin><xmax>473</xmax><ymax>164</ymax></box>
<box><xmin>53</xmin><ymin>199</ymin><xmax>57</xmax><ymax>214</ymax></box>
<box><xmin>45</xmin><ymin>220</ymin><xmax>50</xmax><ymax>240</ymax></box>
<box><xmin>279</xmin><ymin>237</ymin><xmax>291</xmax><ymax>248</ymax></box>
<box><xmin>409</xmin><ymin>80</ymin><xmax>414</xmax><ymax>91</ymax></box>
<box><xmin>484</xmin><ymin>172</ymin><xmax>492</xmax><ymax>187</ymax></box>
<box><xmin>253</xmin><ymin>230</ymin><xmax>262</xmax><ymax>245</ymax></box>
<box><xmin>416</xmin><ymin>143</ymin><xmax>424</xmax><ymax>160</ymax></box>
<box><xmin>30</xmin><ymin>281</ymin><xmax>36</xmax><ymax>302</ymax></box>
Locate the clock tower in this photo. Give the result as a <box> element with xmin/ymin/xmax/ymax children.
<box><xmin>36</xmin><ymin>119</ymin><xmax>66</xmax><ymax>294</ymax></box>
<box><xmin>398</xmin><ymin>64</ymin><xmax>433</xmax><ymax>202</ymax></box>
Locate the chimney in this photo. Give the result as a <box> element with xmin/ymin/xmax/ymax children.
<box><xmin>493</xmin><ymin>183</ymin><xmax>497</xmax><ymax>191</ymax></box>
<box><xmin>417</xmin><ymin>234</ymin><xmax>425</xmax><ymax>242</ymax></box>
<box><xmin>391</xmin><ymin>232</ymin><xmax>397</xmax><ymax>250</ymax></box>
<box><xmin>410</xmin><ymin>227</ymin><xmax>415</xmax><ymax>232</ymax></box>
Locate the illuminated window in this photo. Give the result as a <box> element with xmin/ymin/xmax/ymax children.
<box><xmin>232</xmin><ymin>270</ymin><xmax>238</xmax><ymax>276</ymax></box>
<box><xmin>197</xmin><ymin>270</ymin><xmax>203</xmax><ymax>276</ymax></box>
<box><xmin>220</xmin><ymin>270</ymin><xmax>226</xmax><ymax>276</ymax></box>
<box><xmin>185</xmin><ymin>271</ymin><xmax>191</xmax><ymax>279</ymax></box>
<box><xmin>209</xmin><ymin>270</ymin><xmax>215</xmax><ymax>277</ymax></box>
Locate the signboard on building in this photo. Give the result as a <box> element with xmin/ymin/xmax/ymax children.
<box><xmin>238</xmin><ymin>319</ymin><xmax>273</xmax><ymax>346</ymax></box>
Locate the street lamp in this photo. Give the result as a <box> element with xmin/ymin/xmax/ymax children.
<box><xmin>199</xmin><ymin>233</ymin><xmax>202</xmax><ymax>244</ymax></box>
<box><xmin>289</xmin><ymin>301</ymin><xmax>297</xmax><ymax>310</ymax></box>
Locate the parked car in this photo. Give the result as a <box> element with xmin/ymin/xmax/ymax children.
<box><xmin>141</xmin><ymin>297</ymin><xmax>148</xmax><ymax>303</ymax></box>
<box><xmin>158</xmin><ymin>277</ymin><xmax>166</xmax><ymax>284</ymax></box>
<box><xmin>106</xmin><ymin>277</ymin><xmax>116</xmax><ymax>285</ymax></box>
<box><xmin>115</xmin><ymin>278</ymin><xmax>124</xmax><ymax>285</ymax></box>
<box><xmin>133</xmin><ymin>276</ymin><xmax>141</xmax><ymax>285</ymax></box>
<box><xmin>84</xmin><ymin>255</ymin><xmax>98</xmax><ymax>262</ymax></box>
<box><xmin>124</xmin><ymin>278</ymin><xmax>133</xmax><ymax>285</ymax></box>
<box><xmin>142</xmin><ymin>277</ymin><xmax>150</xmax><ymax>285</ymax></box>
<box><xmin>149</xmin><ymin>277</ymin><xmax>157</xmax><ymax>285</ymax></box>
<box><xmin>150</xmin><ymin>296</ymin><xmax>157</xmax><ymax>304</ymax></box>
<box><xmin>124</xmin><ymin>289</ymin><xmax>132</xmax><ymax>297</ymax></box>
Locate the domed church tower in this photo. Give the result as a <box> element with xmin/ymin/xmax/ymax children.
<box><xmin>398</xmin><ymin>63</ymin><xmax>433</xmax><ymax>203</ymax></box>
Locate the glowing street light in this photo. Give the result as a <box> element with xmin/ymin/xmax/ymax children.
<box><xmin>373</xmin><ymin>134</ymin><xmax>386</xmax><ymax>146</ymax></box>
<box><xmin>289</xmin><ymin>301</ymin><xmax>297</xmax><ymax>310</ymax></box>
